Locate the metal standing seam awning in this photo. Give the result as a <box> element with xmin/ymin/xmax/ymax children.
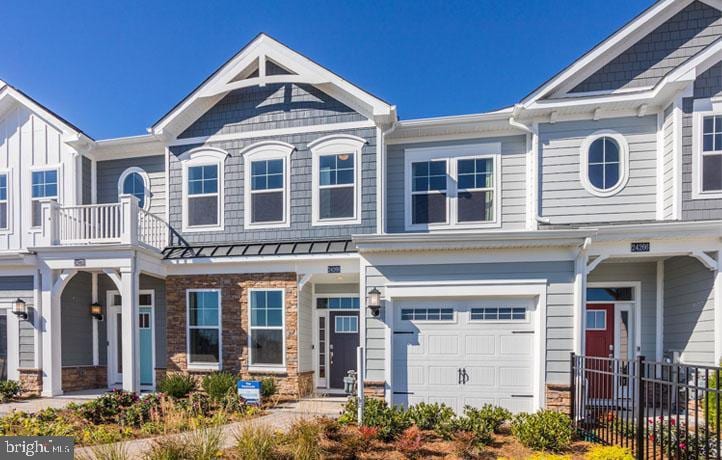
<box><xmin>161</xmin><ymin>239</ymin><xmax>356</xmax><ymax>260</ymax></box>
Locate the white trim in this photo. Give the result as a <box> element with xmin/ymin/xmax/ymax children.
<box><xmin>117</xmin><ymin>167</ymin><xmax>151</xmax><ymax>211</ymax></box>
<box><xmin>579</xmin><ymin>130</ymin><xmax>630</xmax><ymax>197</ymax></box>
<box><xmin>656</xmin><ymin>111</ymin><xmax>665</xmax><ymax>220</ymax></box>
<box><xmin>385</xmin><ymin>279</ymin><xmax>547</xmax><ymax>411</ymax></box>
<box><xmin>168</xmin><ymin>120</ymin><xmax>376</xmax><ymax>147</ymax></box>
<box><xmin>242</xmin><ymin>141</ymin><xmax>295</xmax><ymax>229</ymax></box>
<box><xmin>656</xmin><ymin>260</ymin><xmax>664</xmax><ymax>362</ymax></box>
<box><xmin>403</xmin><ymin>143</ymin><xmax>502</xmax><ymax>231</ymax></box>
<box><xmin>180</xmin><ymin>148</ymin><xmax>227</xmax><ymax>233</ymax></box>
<box><xmin>0</xmin><ymin>168</ymin><xmax>12</xmax><ymax>233</ymax></box>
<box><xmin>310</xmin><ymin>134</ymin><xmax>365</xmax><ymax>226</ymax></box>
<box><xmin>673</xmin><ymin>93</ymin><xmax>685</xmax><ymax>219</ymax></box>
<box><xmin>185</xmin><ymin>289</ymin><xmax>222</xmax><ymax>371</ymax></box>
<box><xmin>247</xmin><ymin>288</ymin><xmax>286</xmax><ymax>370</ymax></box>
<box><xmin>586</xmin><ymin>281</ymin><xmax>643</xmax><ymax>357</ymax></box>
<box><xmin>691</xmin><ymin>98</ymin><xmax>722</xmax><ymax>200</ymax></box>
<box><xmin>715</xmin><ymin>249</ymin><xmax>722</xmax><ymax>365</ymax></box>
<box><xmin>28</xmin><ymin>165</ymin><xmax>61</xmax><ymax>229</ymax></box>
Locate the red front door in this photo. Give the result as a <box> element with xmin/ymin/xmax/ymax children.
<box><xmin>585</xmin><ymin>304</ymin><xmax>614</xmax><ymax>399</ymax></box>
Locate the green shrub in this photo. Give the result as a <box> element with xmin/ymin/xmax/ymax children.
<box><xmin>0</xmin><ymin>409</ymin><xmax>75</xmax><ymax>437</ymax></box>
<box><xmin>407</xmin><ymin>402</ymin><xmax>454</xmax><ymax>431</ymax></box>
<box><xmin>286</xmin><ymin>418</ymin><xmax>323</xmax><ymax>460</ymax></box>
<box><xmin>0</xmin><ymin>380</ymin><xmax>22</xmax><ymax>402</ymax></box>
<box><xmin>261</xmin><ymin>377</ymin><xmax>278</xmax><ymax>399</ymax></box>
<box><xmin>444</xmin><ymin>406</ymin><xmax>496</xmax><ymax>446</ymax></box>
<box><xmin>186</xmin><ymin>427</ymin><xmax>222</xmax><ymax>460</ymax></box>
<box><xmin>235</xmin><ymin>424</ymin><xmax>278</xmax><ymax>460</ymax></box>
<box><xmin>79</xmin><ymin>390</ymin><xmax>139</xmax><ymax>424</ymax></box>
<box><xmin>339</xmin><ymin>397</ymin><xmax>411</xmax><ymax>441</ymax></box>
<box><xmin>512</xmin><ymin>410</ymin><xmax>573</xmax><ymax>452</ymax></box>
<box><xmin>474</xmin><ymin>404</ymin><xmax>512</xmax><ymax>433</ymax></box>
<box><xmin>707</xmin><ymin>367</ymin><xmax>720</xmax><ymax>431</ymax></box>
<box><xmin>585</xmin><ymin>445</ymin><xmax>633</xmax><ymax>460</ymax></box>
<box><xmin>146</xmin><ymin>438</ymin><xmax>190</xmax><ymax>460</ymax></box>
<box><xmin>158</xmin><ymin>373</ymin><xmax>196</xmax><ymax>399</ymax></box>
<box><xmin>202</xmin><ymin>372</ymin><xmax>237</xmax><ymax>402</ymax></box>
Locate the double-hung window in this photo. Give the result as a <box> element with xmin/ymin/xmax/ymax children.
<box><xmin>242</xmin><ymin>141</ymin><xmax>293</xmax><ymax>228</ymax></box>
<box><xmin>700</xmin><ymin>114</ymin><xmax>722</xmax><ymax>193</ymax></box>
<box><xmin>310</xmin><ymin>135</ymin><xmax>365</xmax><ymax>225</ymax></box>
<box><xmin>405</xmin><ymin>143</ymin><xmax>499</xmax><ymax>230</ymax></box>
<box><xmin>187</xmin><ymin>290</ymin><xmax>221</xmax><ymax>368</ymax></box>
<box><xmin>249</xmin><ymin>289</ymin><xmax>284</xmax><ymax>367</ymax></box>
<box><xmin>31</xmin><ymin>169</ymin><xmax>58</xmax><ymax>227</ymax></box>
<box><xmin>182</xmin><ymin>149</ymin><xmax>226</xmax><ymax>231</ymax></box>
<box><xmin>0</xmin><ymin>173</ymin><xmax>7</xmax><ymax>230</ymax></box>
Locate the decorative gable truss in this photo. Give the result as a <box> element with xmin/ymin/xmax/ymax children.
<box><xmin>150</xmin><ymin>34</ymin><xmax>396</xmax><ymax>139</ymax></box>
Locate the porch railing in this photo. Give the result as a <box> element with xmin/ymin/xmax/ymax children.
<box><xmin>571</xmin><ymin>353</ymin><xmax>721</xmax><ymax>459</ymax></box>
<box><xmin>38</xmin><ymin>195</ymin><xmax>168</xmax><ymax>252</ymax></box>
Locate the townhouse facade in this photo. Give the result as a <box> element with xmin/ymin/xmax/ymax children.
<box><xmin>0</xmin><ymin>0</ymin><xmax>721</xmax><ymax>414</ymax></box>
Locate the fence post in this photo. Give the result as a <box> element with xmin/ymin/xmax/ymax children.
<box><xmin>569</xmin><ymin>353</ymin><xmax>576</xmax><ymax>424</ymax></box>
<box><xmin>636</xmin><ymin>355</ymin><xmax>646</xmax><ymax>460</ymax></box>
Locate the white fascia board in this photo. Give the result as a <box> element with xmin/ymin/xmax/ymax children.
<box><xmin>91</xmin><ymin>134</ymin><xmax>166</xmax><ymax>160</ymax></box>
<box><xmin>521</xmin><ymin>0</ymin><xmax>688</xmax><ymax>105</ymax></box>
<box><xmin>385</xmin><ymin>279</ymin><xmax>548</xmax><ymax>300</ymax></box>
<box><xmin>165</xmin><ymin>254</ymin><xmax>360</xmax><ymax>276</ymax></box>
<box><xmin>591</xmin><ymin>220</ymin><xmax>722</xmax><ymax>241</ymax></box>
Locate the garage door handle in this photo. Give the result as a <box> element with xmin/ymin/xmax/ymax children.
<box><xmin>511</xmin><ymin>394</ymin><xmax>534</xmax><ymax>398</ymax></box>
<box><xmin>511</xmin><ymin>331</ymin><xmax>534</xmax><ymax>334</ymax></box>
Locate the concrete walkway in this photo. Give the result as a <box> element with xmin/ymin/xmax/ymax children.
<box><xmin>0</xmin><ymin>389</ymin><xmax>108</xmax><ymax>416</ymax></box>
<box><xmin>75</xmin><ymin>396</ymin><xmax>346</xmax><ymax>459</ymax></box>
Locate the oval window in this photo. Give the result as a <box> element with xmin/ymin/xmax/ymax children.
<box><xmin>122</xmin><ymin>172</ymin><xmax>147</xmax><ymax>208</ymax></box>
<box><xmin>587</xmin><ymin>136</ymin><xmax>621</xmax><ymax>191</ymax></box>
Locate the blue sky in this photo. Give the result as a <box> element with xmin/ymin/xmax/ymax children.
<box><xmin>0</xmin><ymin>1</ymin><xmax>650</xmax><ymax>139</ymax></box>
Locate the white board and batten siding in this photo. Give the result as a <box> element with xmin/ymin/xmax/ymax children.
<box><xmin>0</xmin><ymin>103</ymin><xmax>84</xmax><ymax>251</ymax></box>
<box><xmin>539</xmin><ymin>116</ymin><xmax>658</xmax><ymax>224</ymax></box>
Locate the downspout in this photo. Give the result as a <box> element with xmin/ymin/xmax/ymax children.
<box><xmin>509</xmin><ymin>105</ymin><xmax>551</xmax><ymax>225</ymax></box>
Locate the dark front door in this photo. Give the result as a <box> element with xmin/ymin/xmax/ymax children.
<box><xmin>329</xmin><ymin>311</ymin><xmax>360</xmax><ymax>389</ymax></box>
<box><xmin>585</xmin><ymin>304</ymin><xmax>614</xmax><ymax>399</ymax></box>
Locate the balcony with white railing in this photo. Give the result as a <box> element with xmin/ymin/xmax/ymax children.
<box><xmin>37</xmin><ymin>195</ymin><xmax>169</xmax><ymax>252</ymax></box>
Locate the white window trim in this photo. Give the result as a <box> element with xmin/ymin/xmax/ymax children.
<box><xmin>186</xmin><ymin>288</ymin><xmax>223</xmax><ymax>371</ymax></box>
<box><xmin>241</xmin><ymin>141</ymin><xmax>295</xmax><ymax>229</ymax></box>
<box><xmin>585</xmin><ymin>309</ymin><xmax>607</xmax><ymax>331</ymax></box>
<box><xmin>0</xmin><ymin>168</ymin><xmax>11</xmax><ymax>233</ymax></box>
<box><xmin>334</xmin><ymin>315</ymin><xmax>358</xmax><ymax>334</ymax></box>
<box><xmin>117</xmin><ymin>167</ymin><xmax>151</xmax><ymax>211</ymax></box>
<box><xmin>403</xmin><ymin>143</ymin><xmax>501</xmax><ymax>231</ymax></box>
<box><xmin>180</xmin><ymin>148</ymin><xmax>227</xmax><ymax>232</ymax></box>
<box><xmin>248</xmin><ymin>288</ymin><xmax>286</xmax><ymax>370</ymax></box>
<box><xmin>692</xmin><ymin>97</ymin><xmax>722</xmax><ymax>199</ymax></box>
<box><xmin>28</xmin><ymin>164</ymin><xmax>62</xmax><ymax>230</ymax></box>
<box><xmin>310</xmin><ymin>134</ymin><xmax>365</xmax><ymax>226</ymax></box>
<box><xmin>579</xmin><ymin>130</ymin><xmax>629</xmax><ymax>197</ymax></box>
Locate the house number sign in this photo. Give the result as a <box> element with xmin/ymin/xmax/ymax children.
<box><xmin>74</xmin><ymin>259</ymin><xmax>86</xmax><ymax>267</ymax></box>
<box><xmin>327</xmin><ymin>265</ymin><xmax>341</xmax><ymax>274</ymax></box>
<box><xmin>630</xmin><ymin>242</ymin><xmax>650</xmax><ymax>253</ymax></box>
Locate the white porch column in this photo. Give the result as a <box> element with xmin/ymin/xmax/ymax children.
<box><xmin>120</xmin><ymin>267</ymin><xmax>140</xmax><ymax>393</ymax></box>
<box><xmin>715</xmin><ymin>250</ymin><xmax>722</xmax><ymax>365</ymax></box>
<box><xmin>40</xmin><ymin>267</ymin><xmax>62</xmax><ymax>397</ymax></box>
<box><xmin>573</xmin><ymin>241</ymin><xmax>589</xmax><ymax>355</ymax></box>
<box><xmin>656</xmin><ymin>260</ymin><xmax>664</xmax><ymax>363</ymax></box>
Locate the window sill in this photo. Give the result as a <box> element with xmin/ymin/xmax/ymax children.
<box><xmin>404</xmin><ymin>221</ymin><xmax>502</xmax><ymax>232</ymax></box>
<box><xmin>247</xmin><ymin>366</ymin><xmax>287</xmax><ymax>374</ymax></box>
<box><xmin>187</xmin><ymin>363</ymin><xmax>221</xmax><ymax>372</ymax></box>
<box><xmin>691</xmin><ymin>190</ymin><xmax>722</xmax><ymax>200</ymax></box>
<box><xmin>244</xmin><ymin>221</ymin><xmax>291</xmax><ymax>230</ymax></box>
<box><xmin>182</xmin><ymin>225</ymin><xmax>224</xmax><ymax>233</ymax></box>
<box><xmin>312</xmin><ymin>218</ymin><xmax>362</xmax><ymax>227</ymax></box>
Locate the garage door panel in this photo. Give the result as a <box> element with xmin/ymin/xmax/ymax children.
<box><xmin>465</xmin><ymin>335</ymin><xmax>495</xmax><ymax>355</ymax></box>
<box><xmin>428</xmin><ymin>335</ymin><xmax>459</xmax><ymax>355</ymax></box>
<box><xmin>499</xmin><ymin>367</ymin><xmax>534</xmax><ymax>390</ymax></box>
<box><xmin>497</xmin><ymin>397</ymin><xmax>535</xmax><ymax>414</ymax></box>
<box><xmin>429</xmin><ymin>365</ymin><xmax>461</xmax><ymax>385</ymax></box>
<box><xmin>499</xmin><ymin>334</ymin><xmax>534</xmax><ymax>356</ymax></box>
<box><xmin>463</xmin><ymin>366</ymin><xmax>496</xmax><ymax>387</ymax></box>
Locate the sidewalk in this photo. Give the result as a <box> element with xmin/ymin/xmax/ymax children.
<box><xmin>75</xmin><ymin>396</ymin><xmax>346</xmax><ymax>459</ymax></box>
<box><xmin>0</xmin><ymin>389</ymin><xmax>107</xmax><ymax>416</ymax></box>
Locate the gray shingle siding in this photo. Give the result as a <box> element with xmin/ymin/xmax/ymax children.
<box><xmin>179</xmin><ymin>83</ymin><xmax>366</xmax><ymax>139</ymax></box>
<box><xmin>663</xmin><ymin>256</ymin><xmax>716</xmax><ymax>365</ymax></box>
<box><xmin>82</xmin><ymin>156</ymin><xmax>92</xmax><ymax>205</ymax></box>
<box><xmin>0</xmin><ymin>276</ymin><xmax>35</xmax><ymax>368</ymax></box>
<box><xmin>363</xmin><ymin>260</ymin><xmax>575</xmax><ymax>385</ymax></box>
<box><xmin>168</xmin><ymin>127</ymin><xmax>376</xmax><ymax>244</ymax></box>
<box><xmin>539</xmin><ymin>116</ymin><xmax>658</xmax><ymax>224</ymax></box>
<box><xmin>681</xmin><ymin>62</ymin><xmax>722</xmax><ymax>220</ymax></box>
<box><xmin>97</xmin><ymin>155</ymin><xmax>167</xmax><ymax>218</ymax></box>
<box><xmin>571</xmin><ymin>1</ymin><xmax>722</xmax><ymax>93</ymax></box>
<box><xmin>386</xmin><ymin>136</ymin><xmax>527</xmax><ymax>233</ymax></box>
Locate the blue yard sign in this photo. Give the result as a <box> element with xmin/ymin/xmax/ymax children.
<box><xmin>237</xmin><ymin>380</ymin><xmax>262</xmax><ymax>405</ymax></box>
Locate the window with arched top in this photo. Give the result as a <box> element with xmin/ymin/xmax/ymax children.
<box><xmin>580</xmin><ymin>131</ymin><xmax>629</xmax><ymax>197</ymax></box>
<box><xmin>118</xmin><ymin>167</ymin><xmax>150</xmax><ymax>209</ymax></box>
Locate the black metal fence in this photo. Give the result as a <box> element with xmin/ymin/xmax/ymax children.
<box><xmin>571</xmin><ymin>353</ymin><xmax>721</xmax><ymax>459</ymax></box>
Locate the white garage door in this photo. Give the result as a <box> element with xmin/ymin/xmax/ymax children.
<box><xmin>392</xmin><ymin>298</ymin><xmax>536</xmax><ymax>414</ymax></box>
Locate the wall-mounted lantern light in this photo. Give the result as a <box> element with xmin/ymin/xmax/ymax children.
<box><xmin>12</xmin><ymin>298</ymin><xmax>28</xmax><ymax>320</ymax></box>
<box><xmin>90</xmin><ymin>302</ymin><xmax>104</xmax><ymax>321</ymax></box>
<box><xmin>367</xmin><ymin>288</ymin><xmax>381</xmax><ymax>317</ymax></box>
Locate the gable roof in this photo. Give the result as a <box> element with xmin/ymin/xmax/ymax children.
<box><xmin>520</xmin><ymin>0</ymin><xmax>722</xmax><ymax>108</ymax></box>
<box><xmin>0</xmin><ymin>80</ymin><xmax>93</xmax><ymax>143</ymax></box>
<box><xmin>150</xmin><ymin>33</ymin><xmax>396</xmax><ymax>139</ymax></box>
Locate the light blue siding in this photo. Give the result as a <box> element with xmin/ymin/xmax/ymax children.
<box><xmin>97</xmin><ymin>155</ymin><xmax>166</xmax><ymax>218</ymax></box>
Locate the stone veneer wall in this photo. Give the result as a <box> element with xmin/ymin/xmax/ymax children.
<box><xmin>166</xmin><ymin>273</ymin><xmax>310</xmax><ymax>399</ymax></box>
<box><xmin>18</xmin><ymin>368</ymin><xmax>43</xmax><ymax>397</ymax></box>
<box><xmin>545</xmin><ymin>383</ymin><xmax>571</xmax><ymax>415</ymax></box>
<box><xmin>61</xmin><ymin>366</ymin><xmax>107</xmax><ymax>392</ymax></box>
<box><xmin>363</xmin><ymin>380</ymin><xmax>385</xmax><ymax>400</ymax></box>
